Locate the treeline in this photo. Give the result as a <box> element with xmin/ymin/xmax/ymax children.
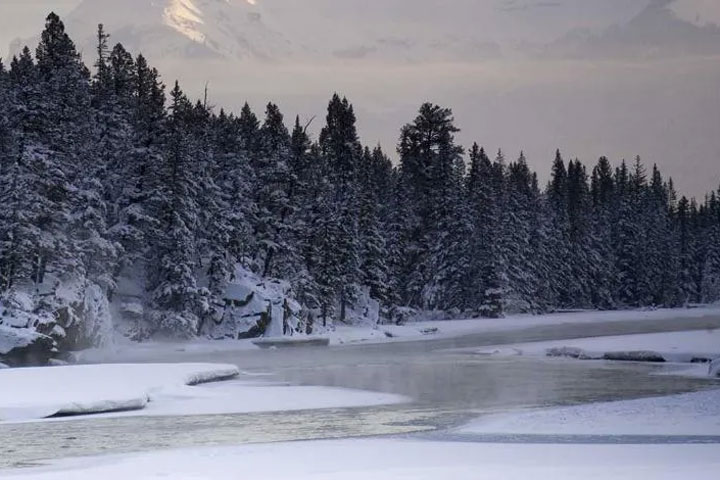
<box><xmin>1</xmin><ymin>15</ymin><xmax>719</xmax><ymax>338</ymax></box>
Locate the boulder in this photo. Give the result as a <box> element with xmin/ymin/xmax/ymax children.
<box><xmin>546</xmin><ymin>347</ymin><xmax>591</xmax><ymax>359</ymax></box>
<box><xmin>603</xmin><ymin>351</ymin><xmax>666</xmax><ymax>363</ymax></box>
<box><xmin>203</xmin><ymin>266</ymin><xmax>303</xmax><ymax>340</ymax></box>
<box><xmin>710</xmin><ymin>358</ymin><xmax>720</xmax><ymax>378</ymax></box>
<box><xmin>0</xmin><ymin>325</ymin><xmax>55</xmax><ymax>367</ymax></box>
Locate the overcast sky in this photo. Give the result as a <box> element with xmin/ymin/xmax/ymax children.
<box><xmin>0</xmin><ymin>0</ymin><xmax>78</xmax><ymax>50</ymax></box>
<box><xmin>2</xmin><ymin>0</ymin><xmax>719</xmax><ymax>197</ymax></box>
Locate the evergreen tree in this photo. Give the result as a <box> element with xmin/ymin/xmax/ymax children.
<box><xmin>315</xmin><ymin>94</ymin><xmax>363</xmax><ymax>321</ymax></box>
<box><xmin>397</xmin><ymin>103</ymin><xmax>464</xmax><ymax>309</ymax></box>
<box><xmin>254</xmin><ymin>103</ymin><xmax>298</xmax><ymax>279</ymax></box>
<box><xmin>145</xmin><ymin>82</ymin><xmax>203</xmax><ymax>337</ymax></box>
<box><xmin>3</xmin><ymin>11</ymin><xmax>719</xmax><ymax>343</ymax></box>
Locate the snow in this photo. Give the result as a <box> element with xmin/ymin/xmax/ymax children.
<box><xmin>0</xmin><ymin>280</ymin><xmax>114</xmax><ymax>360</ymax></box>
<box><xmin>0</xmin><ymin>325</ymin><xmax>45</xmax><ymax>355</ymax></box>
<box><xmin>84</xmin><ymin>380</ymin><xmax>406</xmax><ymax>421</ymax></box>
<box><xmin>459</xmin><ymin>389</ymin><xmax>720</xmax><ymax>436</ymax></box>
<box><xmin>469</xmin><ymin>329</ymin><xmax>720</xmax><ymax>374</ymax></box>
<box><xmin>0</xmin><ymin>363</ymin><xmax>406</xmax><ymax>423</ymax></box>
<box><xmin>77</xmin><ymin>306</ymin><xmax>720</xmax><ymax>362</ymax></box>
<box><xmin>0</xmin><ymin>363</ymin><xmax>239</xmax><ymax>422</ymax></box>
<box><xmin>5</xmin><ymin>439</ymin><xmax>719</xmax><ymax>480</ymax></box>
<box><xmin>710</xmin><ymin>358</ymin><xmax>720</xmax><ymax>377</ymax></box>
<box><xmin>335</xmin><ymin>306</ymin><xmax>720</xmax><ymax>345</ymax></box>
<box><xmin>410</xmin><ymin>307</ymin><xmax>720</xmax><ymax>338</ymax></box>
<box><xmin>203</xmin><ymin>265</ymin><xmax>305</xmax><ymax>340</ymax></box>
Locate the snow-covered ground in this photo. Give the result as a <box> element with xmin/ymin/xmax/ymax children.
<box><xmin>471</xmin><ymin>329</ymin><xmax>720</xmax><ymax>362</ymax></box>
<box><xmin>464</xmin><ymin>328</ymin><xmax>720</xmax><ymax>377</ymax></box>
<box><xmin>4</xmin><ymin>438</ymin><xmax>719</xmax><ymax>480</ymax></box>
<box><xmin>459</xmin><ymin>388</ymin><xmax>720</xmax><ymax>436</ymax></box>
<box><xmin>0</xmin><ymin>363</ymin><xmax>238</xmax><ymax>422</ymax></box>
<box><xmin>333</xmin><ymin>306</ymin><xmax>720</xmax><ymax>346</ymax></box>
<box><xmin>403</xmin><ymin>307</ymin><xmax>720</xmax><ymax>343</ymax></box>
<box><xmin>77</xmin><ymin>306</ymin><xmax>720</xmax><ymax>363</ymax></box>
<box><xmin>0</xmin><ymin>364</ymin><xmax>405</xmax><ymax>423</ymax></box>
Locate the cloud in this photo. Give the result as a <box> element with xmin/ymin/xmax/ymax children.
<box><xmin>499</xmin><ymin>0</ymin><xmax>563</xmax><ymax>12</ymax></box>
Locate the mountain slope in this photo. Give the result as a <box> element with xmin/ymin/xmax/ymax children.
<box><xmin>11</xmin><ymin>0</ymin><xmax>294</xmax><ymax>62</ymax></box>
<box><xmin>545</xmin><ymin>0</ymin><xmax>720</xmax><ymax>59</ymax></box>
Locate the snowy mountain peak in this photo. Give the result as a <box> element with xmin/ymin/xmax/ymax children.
<box><xmin>164</xmin><ymin>0</ymin><xmax>207</xmax><ymax>43</ymax></box>
<box><xmin>6</xmin><ymin>0</ymin><xmax>292</xmax><ymax>62</ymax></box>
<box><xmin>163</xmin><ymin>0</ymin><xmax>261</xmax><ymax>45</ymax></box>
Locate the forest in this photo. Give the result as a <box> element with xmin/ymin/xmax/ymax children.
<box><xmin>1</xmin><ymin>14</ymin><xmax>719</xmax><ymax>344</ymax></box>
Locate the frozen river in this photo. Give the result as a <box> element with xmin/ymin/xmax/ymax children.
<box><xmin>2</xmin><ymin>314</ymin><xmax>720</xmax><ymax>469</ymax></box>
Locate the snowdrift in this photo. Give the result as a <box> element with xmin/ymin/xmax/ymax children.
<box><xmin>0</xmin><ymin>363</ymin><xmax>239</xmax><ymax>422</ymax></box>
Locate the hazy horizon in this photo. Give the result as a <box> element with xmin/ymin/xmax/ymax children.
<box><xmin>2</xmin><ymin>0</ymin><xmax>719</xmax><ymax>197</ymax></box>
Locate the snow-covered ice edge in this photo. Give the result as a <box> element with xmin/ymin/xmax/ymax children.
<box><xmin>78</xmin><ymin>305</ymin><xmax>720</xmax><ymax>363</ymax></box>
<box><xmin>463</xmin><ymin>329</ymin><xmax>720</xmax><ymax>377</ymax></box>
<box><xmin>0</xmin><ymin>363</ymin><xmax>408</xmax><ymax>424</ymax></box>
<box><xmin>0</xmin><ymin>363</ymin><xmax>239</xmax><ymax>422</ymax></box>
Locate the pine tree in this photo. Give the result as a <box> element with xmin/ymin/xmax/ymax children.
<box><xmin>358</xmin><ymin>147</ymin><xmax>391</xmax><ymax>305</ymax></box>
<box><xmin>397</xmin><ymin>103</ymin><xmax>464</xmax><ymax>310</ymax></box>
<box><xmin>253</xmin><ymin>103</ymin><xmax>298</xmax><ymax>279</ymax></box>
<box><xmin>145</xmin><ymin>82</ymin><xmax>203</xmax><ymax>338</ymax></box>
<box><xmin>315</xmin><ymin>94</ymin><xmax>363</xmax><ymax>322</ymax></box>
<box><xmin>3</xmin><ymin>11</ymin><xmax>720</xmax><ymax>346</ymax></box>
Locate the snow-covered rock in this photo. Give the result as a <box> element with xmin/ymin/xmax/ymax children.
<box><xmin>51</xmin><ymin>280</ymin><xmax>114</xmax><ymax>351</ymax></box>
<box><xmin>546</xmin><ymin>346</ymin><xmax>591</xmax><ymax>360</ymax></box>
<box><xmin>710</xmin><ymin>358</ymin><xmax>720</xmax><ymax>377</ymax></box>
<box><xmin>0</xmin><ymin>291</ymin><xmax>57</xmax><ymax>366</ymax></box>
<box><xmin>602</xmin><ymin>351</ymin><xmax>667</xmax><ymax>362</ymax></box>
<box><xmin>0</xmin><ymin>279</ymin><xmax>114</xmax><ymax>366</ymax></box>
<box><xmin>203</xmin><ymin>266</ymin><xmax>304</xmax><ymax>340</ymax></box>
<box><xmin>344</xmin><ymin>287</ymin><xmax>380</xmax><ymax>327</ymax></box>
<box><xmin>0</xmin><ymin>325</ymin><xmax>55</xmax><ymax>367</ymax></box>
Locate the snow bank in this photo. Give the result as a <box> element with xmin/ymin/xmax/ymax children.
<box><xmin>471</xmin><ymin>329</ymin><xmax>720</xmax><ymax>375</ymax></box>
<box><xmin>459</xmin><ymin>389</ymin><xmax>720</xmax><ymax>436</ymax></box>
<box><xmin>0</xmin><ymin>362</ymin><xmax>406</xmax><ymax>423</ymax></box>
<box><xmin>329</xmin><ymin>323</ymin><xmax>440</xmax><ymax>345</ymax></box>
<box><xmin>6</xmin><ymin>439</ymin><xmax>720</xmax><ymax>480</ymax></box>
<box><xmin>76</xmin><ymin>306</ymin><xmax>720</xmax><ymax>361</ymax></box>
<box><xmin>0</xmin><ymin>363</ymin><xmax>239</xmax><ymax>422</ymax></box>
<box><xmin>410</xmin><ymin>306</ymin><xmax>720</xmax><ymax>337</ymax></box>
